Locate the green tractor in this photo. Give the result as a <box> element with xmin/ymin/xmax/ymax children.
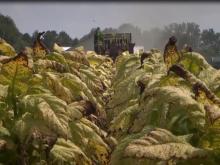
<box><xmin>94</xmin><ymin>28</ymin><xmax>135</xmax><ymax>60</ymax></box>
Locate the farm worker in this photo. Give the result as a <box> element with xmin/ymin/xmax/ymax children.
<box><xmin>163</xmin><ymin>36</ymin><xmax>180</xmax><ymax>70</ymax></box>
<box><xmin>94</xmin><ymin>27</ymin><xmax>104</xmax><ymax>54</ymax></box>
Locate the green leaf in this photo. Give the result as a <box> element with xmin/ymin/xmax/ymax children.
<box><xmin>50</xmin><ymin>138</ymin><xmax>92</xmax><ymax>165</ymax></box>
<box><xmin>111</xmin><ymin>127</ymin><xmax>208</xmax><ymax>165</ymax></box>
<box><xmin>19</xmin><ymin>94</ymin><xmax>69</xmax><ymax>138</ymax></box>
<box><xmin>130</xmin><ymin>86</ymin><xmax>205</xmax><ymax>135</ymax></box>
<box><xmin>0</xmin><ymin>39</ymin><xmax>16</xmax><ymax>56</ymax></box>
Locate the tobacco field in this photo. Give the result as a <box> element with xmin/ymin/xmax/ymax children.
<box><xmin>0</xmin><ymin>36</ymin><xmax>220</xmax><ymax>165</ymax></box>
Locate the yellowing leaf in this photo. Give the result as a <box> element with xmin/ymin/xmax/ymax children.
<box><xmin>0</xmin><ymin>38</ymin><xmax>16</xmax><ymax>56</ymax></box>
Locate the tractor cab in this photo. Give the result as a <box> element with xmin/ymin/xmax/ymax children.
<box><xmin>94</xmin><ymin>29</ymin><xmax>135</xmax><ymax>60</ymax></box>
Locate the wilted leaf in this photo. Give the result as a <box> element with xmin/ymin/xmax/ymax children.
<box><xmin>50</xmin><ymin>138</ymin><xmax>92</xmax><ymax>165</ymax></box>
<box><xmin>0</xmin><ymin>38</ymin><xmax>16</xmax><ymax>56</ymax></box>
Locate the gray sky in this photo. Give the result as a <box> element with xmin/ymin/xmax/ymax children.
<box><xmin>0</xmin><ymin>2</ymin><xmax>220</xmax><ymax>38</ymax></box>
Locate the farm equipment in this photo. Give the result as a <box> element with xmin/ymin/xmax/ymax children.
<box><xmin>94</xmin><ymin>28</ymin><xmax>135</xmax><ymax>60</ymax></box>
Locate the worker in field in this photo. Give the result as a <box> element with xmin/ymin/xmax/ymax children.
<box><xmin>94</xmin><ymin>27</ymin><xmax>104</xmax><ymax>54</ymax></box>
<box><xmin>163</xmin><ymin>36</ymin><xmax>180</xmax><ymax>70</ymax></box>
<box><xmin>109</xmin><ymin>40</ymin><xmax>119</xmax><ymax>60</ymax></box>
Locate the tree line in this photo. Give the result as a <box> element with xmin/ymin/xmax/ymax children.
<box><xmin>71</xmin><ymin>23</ymin><xmax>220</xmax><ymax>63</ymax></box>
<box><xmin>115</xmin><ymin>23</ymin><xmax>220</xmax><ymax>63</ymax></box>
<box><xmin>1</xmin><ymin>13</ymin><xmax>220</xmax><ymax>63</ymax></box>
<box><xmin>0</xmin><ymin>13</ymin><xmax>79</xmax><ymax>51</ymax></box>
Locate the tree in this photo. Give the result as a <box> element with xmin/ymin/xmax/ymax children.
<box><xmin>0</xmin><ymin>13</ymin><xmax>25</xmax><ymax>51</ymax></box>
<box><xmin>22</xmin><ymin>33</ymin><xmax>32</xmax><ymax>47</ymax></box>
<box><xmin>200</xmin><ymin>29</ymin><xmax>218</xmax><ymax>48</ymax></box>
<box><xmin>72</xmin><ymin>38</ymin><xmax>79</xmax><ymax>46</ymax></box>
<box><xmin>56</xmin><ymin>31</ymin><xmax>73</xmax><ymax>46</ymax></box>
<box><xmin>163</xmin><ymin>22</ymin><xmax>201</xmax><ymax>50</ymax></box>
<box><xmin>199</xmin><ymin>29</ymin><xmax>220</xmax><ymax>62</ymax></box>
<box><xmin>42</xmin><ymin>30</ymin><xmax>58</xmax><ymax>50</ymax></box>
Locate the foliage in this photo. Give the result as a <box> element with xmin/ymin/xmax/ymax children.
<box><xmin>1</xmin><ymin>26</ymin><xmax>220</xmax><ymax>165</ymax></box>
<box><xmin>0</xmin><ymin>38</ymin><xmax>115</xmax><ymax>164</ymax></box>
<box><xmin>108</xmin><ymin>50</ymin><xmax>220</xmax><ymax>165</ymax></box>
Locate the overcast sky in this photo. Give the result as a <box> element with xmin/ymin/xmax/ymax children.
<box><xmin>0</xmin><ymin>2</ymin><xmax>220</xmax><ymax>39</ymax></box>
